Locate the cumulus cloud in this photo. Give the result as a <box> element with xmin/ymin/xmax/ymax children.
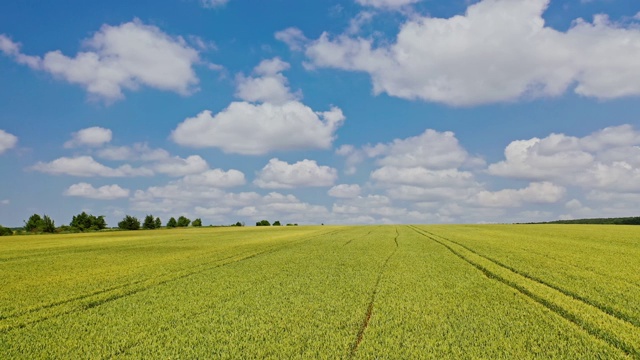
<box><xmin>171</xmin><ymin>102</ymin><xmax>344</xmax><ymax>155</ymax></box>
<box><xmin>328</xmin><ymin>184</ymin><xmax>361</xmax><ymax>198</ymax></box>
<box><xmin>471</xmin><ymin>182</ymin><xmax>566</xmax><ymax>207</ymax></box>
<box><xmin>371</xmin><ymin>167</ymin><xmax>477</xmax><ymax>188</ymax></box>
<box><xmin>97</xmin><ymin>143</ymin><xmax>170</xmax><ymax>161</ymax></box>
<box><xmin>0</xmin><ymin>129</ymin><xmax>18</xmax><ymax>154</ymax></box>
<box><xmin>153</xmin><ymin>155</ymin><xmax>209</xmax><ymax>177</ymax></box>
<box><xmin>64</xmin><ymin>182</ymin><xmax>130</xmax><ymax>200</ymax></box>
<box><xmin>1</xmin><ymin>19</ymin><xmax>199</xmax><ymax>101</ymax></box>
<box><xmin>488</xmin><ymin>125</ymin><xmax>640</xmax><ymax>192</ymax></box>
<box><xmin>172</xmin><ymin>57</ymin><xmax>345</xmax><ymax>155</ymax></box>
<box><xmin>182</xmin><ymin>169</ymin><xmax>246</xmax><ymax>188</ymax></box>
<box><xmin>64</xmin><ymin>127</ymin><xmax>112</xmax><ymax>148</ymax></box>
<box><xmin>293</xmin><ymin>0</ymin><xmax>640</xmax><ymax>106</ymax></box>
<box><xmin>374</xmin><ymin>129</ymin><xmax>485</xmax><ymax>169</ymax></box>
<box><xmin>254</xmin><ymin>158</ymin><xmax>338</xmax><ymax>189</ymax></box>
<box><xmin>235</xmin><ymin>58</ymin><xmax>300</xmax><ymax>104</ymax></box>
<box><xmin>31</xmin><ymin>156</ymin><xmax>153</xmax><ymax>177</ymax></box>
<box><xmin>338</xmin><ymin>129</ymin><xmax>483</xmax><ymax>175</ymax></box>
<box><xmin>274</xmin><ymin>28</ymin><xmax>308</xmax><ymax>51</ymax></box>
<box><xmin>355</xmin><ymin>0</ymin><xmax>419</xmax><ymax>9</ymax></box>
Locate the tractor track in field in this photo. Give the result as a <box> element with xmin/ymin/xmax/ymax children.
<box><xmin>1</xmin><ymin>229</ymin><xmax>340</xmax><ymax>334</ymax></box>
<box><xmin>414</xmin><ymin>226</ymin><xmax>640</xmax><ymax>329</ymax></box>
<box><xmin>349</xmin><ymin>227</ymin><xmax>400</xmax><ymax>358</ymax></box>
<box><xmin>343</xmin><ymin>227</ymin><xmax>381</xmax><ymax>246</ymax></box>
<box><xmin>409</xmin><ymin>225</ymin><xmax>640</xmax><ymax>358</ymax></box>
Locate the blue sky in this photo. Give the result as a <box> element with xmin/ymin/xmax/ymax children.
<box><xmin>1</xmin><ymin>0</ymin><xmax>640</xmax><ymax>227</ymax></box>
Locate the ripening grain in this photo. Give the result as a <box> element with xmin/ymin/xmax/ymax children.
<box><xmin>0</xmin><ymin>225</ymin><xmax>638</xmax><ymax>358</ymax></box>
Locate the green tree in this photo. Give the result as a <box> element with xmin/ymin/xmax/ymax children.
<box><xmin>118</xmin><ymin>215</ymin><xmax>140</xmax><ymax>231</ymax></box>
<box><xmin>192</xmin><ymin>218</ymin><xmax>202</xmax><ymax>227</ymax></box>
<box><xmin>154</xmin><ymin>217</ymin><xmax>162</xmax><ymax>229</ymax></box>
<box><xmin>41</xmin><ymin>215</ymin><xmax>56</xmax><ymax>233</ymax></box>
<box><xmin>166</xmin><ymin>217</ymin><xmax>177</xmax><ymax>228</ymax></box>
<box><xmin>24</xmin><ymin>214</ymin><xmax>55</xmax><ymax>233</ymax></box>
<box><xmin>143</xmin><ymin>214</ymin><xmax>157</xmax><ymax>230</ymax></box>
<box><xmin>0</xmin><ymin>225</ymin><xmax>13</xmax><ymax>236</ymax></box>
<box><xmin>273</xmin><ymin>220</ymin><xmax>281</xmax><ymax>226</ymax></box>
<box><xmin>70</xmin><ymin>212</ymin><xmax>106</xmax><ymax>232</ymax></box>
<box><xmin>256</xmin><ymin>220</ymin><xmax>270</xmax><ymax>226</ymax></box>
<box><xmin>235</xmin><ymin>221</ymin><xmax>243</xmax><ymax>227</ymax></box>
<box><xmin>177</xmin><ymin>216</ymin><xmax>191</xmax><ymax>227</ymax></box>
<box><xmin>24</xmin><ymin>214</ymin><xmax>42</xmax><ymax>232</ymax></box>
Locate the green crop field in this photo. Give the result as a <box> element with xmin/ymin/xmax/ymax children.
<box><xmin>1</xmin><ymin>225</ymin><xmax>639</xmax><ymax>358</ymax></box>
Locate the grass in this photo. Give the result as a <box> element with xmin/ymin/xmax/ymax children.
<box><xmin>0</xmin><ymin>225</ymin><xmax>638</xmax><ymax>358</ymax></box>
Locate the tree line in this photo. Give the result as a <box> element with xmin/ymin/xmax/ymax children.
<box><xmin>0</xmin><ymin>212</ymin><xmax>237</xmax><ymax>236</ymax></box>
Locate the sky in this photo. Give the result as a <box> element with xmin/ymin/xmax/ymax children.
<box><xmin>1</xmin><ymin>0</ymin><xmax>640</xmax><ymax>227</ymax></box>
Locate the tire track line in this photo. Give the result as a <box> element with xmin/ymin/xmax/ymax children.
<box><xmin>409</xmin><ymin>226</ymin><xmax>640</xmax><ymax>358</ymax></box>
<box><xmin>349</xmin><ymin>227</ymin><xmax>399</xmax><ymax>358</ymax></box>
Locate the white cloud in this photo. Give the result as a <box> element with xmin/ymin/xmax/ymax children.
<box><xmin>64</xmin><ymin>127</ymin><xmax>112</xmax><ymax>148</ymax></box>
<box><xmin>371</xmin><ymin>167</ymin><xmax>476</xmax><ymax>187</ymax></box>
<box><xmin>64</xmin><ymin>182</ymin><xmax>130</xmax><ymax>200</ymax></box>
<box><xmin>341</xmin><ymin>129</ymin><xmax>484</xmax><ymax>174</ymax></box>
<box><xmin>31</xmin><ymin>156</ymin><xmax>153</xmax><ymax>177</ymax></box>
<box><xmin>0</xmin><ymin>199</ymin><xmax>9</xmax><ymax>205</ymax></box>
<box><xmin>471</xmin><ymin>182</ymin><xmax>566</xmax><ymax>207</ymax></box>
<box><xmin>153</xmin><ymin>155</ymin><xmax>209</xmax><ymax>177</ymax></box>
<box><xmin>328</xmin><ymin>184</ymin><xmax>362</xmax><ymax>198</ymax></box>
<box><xmin>274</xmin><ymin>27</ymin><xmax>308</xmax><ymax>51</ymax></box>
<box><xmin>172</xmin><ymin>57</ymin><xmax>345</xmax><ymax>155</ymax></box>
<box><xmin>254</xmin><ymin>158</ymin><xmax>338</xmax><ymax>189</ymax></box>
<box><xmin>0</xmin><ymin>35</ymin><xmax>40</xmax><ymax>67</ymax></box>
<box><xmin>488</xmin><ymin>125</ymin><xmax>640</xmax><ymax>192</ymax></box>
<box><xmin>200</xmin><ymin>0</ymin><xmax>229</xmax><ymax>8</ymax></box>
<box><xmin>377</xmin><ymin>129</ymin><xmax>484</xmax><ymax>168</ymax></box>
<box><xmin>235</xmin><ymin>58</ymin><xmax>299</xmax><ymax>104</ymax></box>
<box><xmin>355</xmin><ymin>0</ymin><xmax>419</xmax><ymax>9</ymax></box>
<box><xmin>0</xmin><ymin>129</ymin><xmax>18</xmax><ymax>154</ymax></box>
<box><xmin>171</xmin><ymin>102</ymin><xmax>345</xmax><ymax>155</ymax></box>
<box><xmin>297</xmin><ymin>0</ymin><xmax>640</xmax><ymax>106</ymax></box>
<box><xmin>1</xmin><ymin>19</ymin><xmax>199</xmax><ymax>101</ymax></box>
<box><xmin>182</xmin><ymin>169</ymin><xmax>246</xmax><ymax>188</ymax></box>
<box><xmin>97</xmin><ymin>143</ymin><xmax>170</xmax><ymax>162</ymax></box>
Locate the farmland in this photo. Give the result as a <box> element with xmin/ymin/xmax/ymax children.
<box><xmin>1</xmin><ymin>225</ymin><xmax>639</xmax><ymax>358</ymax></box>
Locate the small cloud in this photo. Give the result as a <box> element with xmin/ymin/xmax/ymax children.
<box><xmin>200</xmin><ymin>0</ymin><xmax>229</xmax><ymax>8</ymax></box>
<box><xmin>0</xmin><ymin>129</ymin><xmax>18</xmax><ymax>154</ymax></box>
<box><xmin>64</xmin><ymin>127</ymin><xmax>112</xmax><ymax>148</ymax></box>
<box><xmin>64</xmin><ymin>182</ymin><xmax>130</xmax><ymax>200</ymax></box>
<box><xmin>254</xmin><ymin>158</ymin><xmax>338</xmax><ymax>189</ymax></box>
<box><xmin>31</xmin><ymin>156</ymin><xmax>153</xmax><ymax>177</ymax></box>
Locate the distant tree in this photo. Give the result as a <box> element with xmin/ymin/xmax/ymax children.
<box><xmin>154</xmin><ymin>217</ymin><xmax>162</xmax><ymax>229</ymax></box>
<box><xmin>166</xmin><ymin>217</ymin><xmax>177</xmax><ymax>228</ymax></box>
<box><xmin>273</xmin><ymin>220</ymin><xmax>281</xmax><ymax>226</ymax></box>
<box><xmin>41</xmin><ymin>215</ymin><xmax>56</xmax><ymax>233</ymax></box>
<box><xmin>192</xmin><ymin>218</ymin><xmax>202</xmax><ymax>227</ymax></box>
<box><xmin>177</xmin><ymin>216</ymin><xmax>191</xmax><ymax>227</ymax></box>
<box><xmin>0</xmin><ymin>225</ymin><xmax>13</xmax><ymax>236</ymax></box>
<box><xmin>24</xmin><ymin>214</ymin><xmax>42</xmax><ymax>232</ymax></box>
<box><xmin>235</xmin><ymin>221</ymin><xmax>243</xmax><ymax>227</ymax></box>
<box><xmin>256</xmin><ymin>220</ymin><xmax>270</xmax><ymax>226</ymax></box>
<box><xmin>70</xmin><ymin>212</ymin><xmax>106</xmax><ymax>232</ymax></box>
<box><xmin>118</xmin><ymin>215</ymin><xmax>140</xmax><ymax>231</ymax></box>
<box><xmin>143</xmin><ymin>215</ymin><xmax>157</xmax><ymax>230</ymax></box>
<box><xmin>24</xmin><ymin>214</ymin><xmax>55</xmax><ymax>233</ymax></box>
